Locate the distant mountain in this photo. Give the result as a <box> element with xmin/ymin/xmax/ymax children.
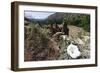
<box><xmin>25</xmin><ymin>12</ymin><xmax>90</xmax><ymax>25</ymax></box>
<box><xmin>46</xmin><ymin>12</ymin><xmax>87</xmax><ymax>21</ymax></box>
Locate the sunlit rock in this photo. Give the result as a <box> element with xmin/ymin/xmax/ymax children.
<box><xmin>74</xmin><ymin>38</ymin><xmax>84</xmax><ymax>45</ymax></box>
<box><xmin>82</xmin><ymin>36</ymin><xmax>90</xmax><ymax>42</ymax></box>
<box><xmin>67</xmin><ymin>43</ymin><xmax>81</xmax><ymax>59</ymax></box>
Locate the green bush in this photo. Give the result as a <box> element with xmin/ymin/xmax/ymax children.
<box><xmin>66</xmin><ymin>15</ymin><xmax>90</xmax><ymax>32</ymax></box>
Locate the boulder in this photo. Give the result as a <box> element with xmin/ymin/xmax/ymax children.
<box><xmin>67</xmin><ymin>43</ymin><xmax>81</xmax><ymax>59</ymax></box>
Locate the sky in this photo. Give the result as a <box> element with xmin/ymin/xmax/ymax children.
<box><xmin>24</xmin><ymin>11</ymin><xmax>55</xmax><ymax>19</ymax></box>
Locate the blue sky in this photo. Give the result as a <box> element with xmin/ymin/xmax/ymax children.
<box><xmin>24</xmin><ymin>11</ymin><xmax>55</xmax><ymax>19</ymax></box>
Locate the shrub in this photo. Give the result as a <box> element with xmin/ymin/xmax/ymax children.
<box><xmin>24</xmin><ymin>23</ymin><xmax>52</xmax><ymax>61</ymax></box>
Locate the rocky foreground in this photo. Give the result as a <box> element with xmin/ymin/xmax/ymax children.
<box><xmin>58</xmin><ymin>25</ymin><xmax>90</xmax><ymax>60</ymax></box>
<box><xmin>24</xmin><ymin>25</ymin><xmax>90</xmax><ymax>61</ymax></box>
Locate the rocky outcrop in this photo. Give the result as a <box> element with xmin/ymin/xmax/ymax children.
<box><xmin>67</xmin><ymin>43</ymin><xmax>81</xmax><ymax>59</ymax></box>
